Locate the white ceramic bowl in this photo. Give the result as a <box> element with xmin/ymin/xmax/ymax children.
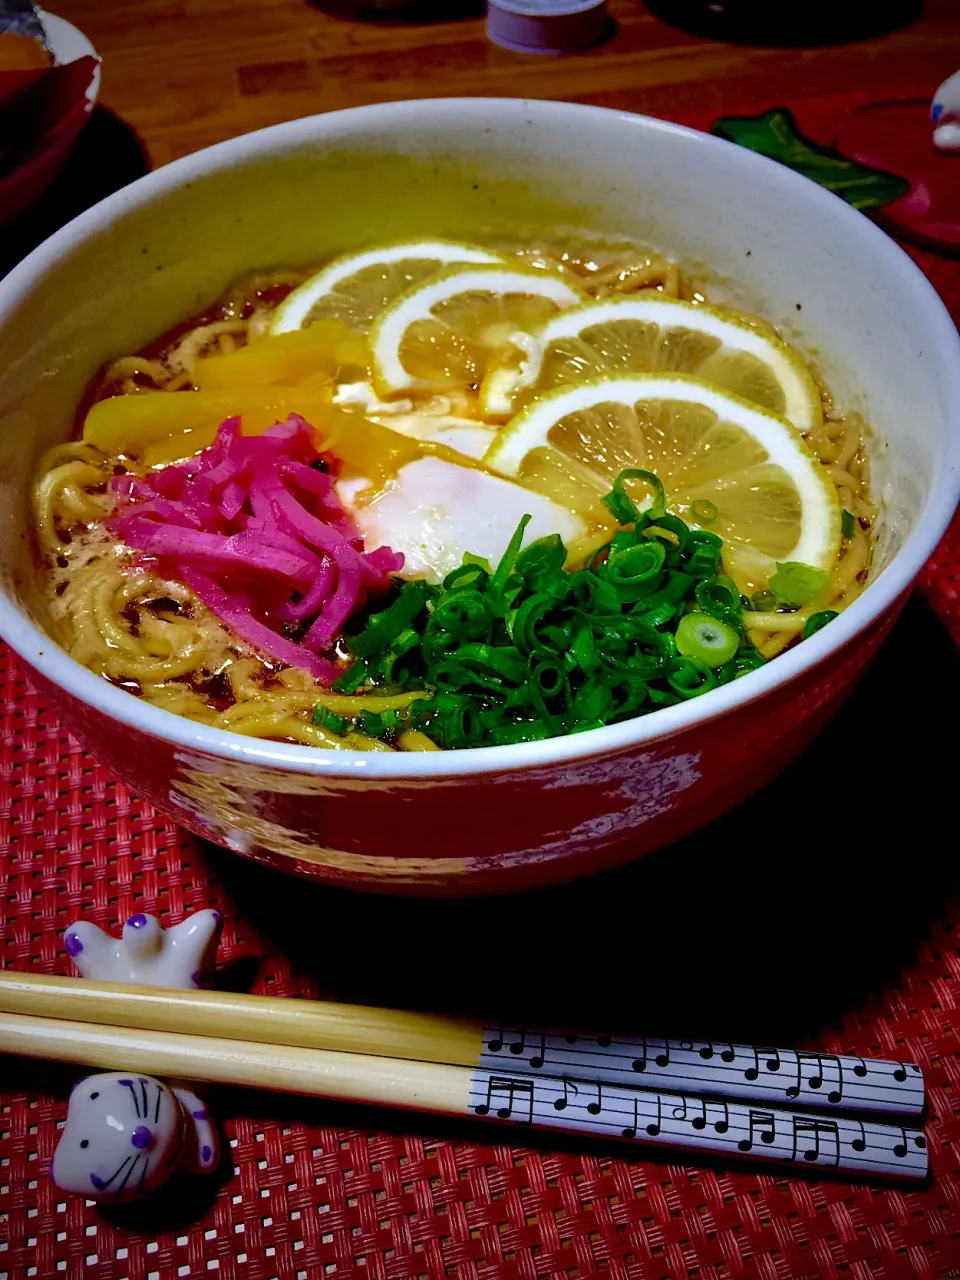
<box><xmin>1</xmin><ymin>100</ymin><xmax>958</xmax><ymax>893</ymax></box>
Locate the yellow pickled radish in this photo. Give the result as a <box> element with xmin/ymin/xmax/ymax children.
<box><xmin>193</xmin><ymin>321</ymin><xmax>363</xmax><ymax>390</ymax></box>
<box><xmin>83</xmin><ymin>388</ymin><xmax>345</xmax><ymax>463</ymax></box>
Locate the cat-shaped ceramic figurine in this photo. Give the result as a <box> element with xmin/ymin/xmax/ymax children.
<box><xmin>51</xmin><ymin>1073</ymin><xmax>218</xmax><ymax>1201</ymax></box>
<box><xmin>51</xmin><ymin>909</ymin><xmax>223</xmax><ymax>1202</ymax></box>
<box><xmin>932</xmin><ymin>70</ymin><xmax>960</xmax><ymax>153</ymax></box>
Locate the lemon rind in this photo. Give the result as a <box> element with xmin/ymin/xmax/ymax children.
<box><xmin>484</xmin><ymin>295</ymin><xmax>823</xmax><ymax>432</ymax></box>
<box><xmin>484</xmin><ymin>372</ymin><xmax>839</xmax><ymax>571</ymax></box>
<box><xmin>370</xmin><ymin>264</ymin><xmax>584</xmax><ymax>393</ymax></box>
<box><xmin>270</xmin><ymin>240</ymin><xmax>504</xmax><ymax>334</ymax></box>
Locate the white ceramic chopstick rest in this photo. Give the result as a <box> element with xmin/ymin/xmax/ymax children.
<box><xmin>51</xmin><ymin>1072</ymin><xmax>218</xmax><ymax>1201</ymax></box>
<box><xmin>51</xmin><ymin>909</ymin><xmax>223</xmax><ymax>1202</ymax></box>
<box><xmin>932</xmin><ymin>69</ymin><xmax>960</xmax><ymax>152</ymax></box>
<box><xmin>62</xmin><ymin>909</ymin><xmax>221</xmax><ymax>987</ymax></box>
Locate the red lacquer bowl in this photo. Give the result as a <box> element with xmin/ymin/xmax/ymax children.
<box><xmin>1</xmin><ymin>101</ymin><xmax>958</xmax><ymax>894</ymax></box>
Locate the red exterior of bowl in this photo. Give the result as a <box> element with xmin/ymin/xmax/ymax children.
<box><xmin>23</xmin><ymin>598</ymin><xmax>903</xmax><ymax>896</ymax></box>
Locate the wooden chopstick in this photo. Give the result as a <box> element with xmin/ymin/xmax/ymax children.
<box><xmin>0</xmin><ymin>1008</ymin><xmax>929</xmax><ymax>1180</ymax></box>
<box><xmin>0</xmin><ymin>969</ymin><xmax>480</xmax><ymax>1063</ymax></box>
<box><xmin>0</xmin><ymin>969</ymin><xmax>925</xmax><ymax>1121</ymax></box>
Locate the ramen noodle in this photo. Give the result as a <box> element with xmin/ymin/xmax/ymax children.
<box><xmin>32</xmin><ymin>236</ymin><xmax>873</xmax><ymax>752</ymax></box>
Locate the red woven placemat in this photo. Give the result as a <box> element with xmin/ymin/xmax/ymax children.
<box><xmin>3</xmin><ymin>90</ymin><xmax>960</xmax><ymax>1280</ymax></box>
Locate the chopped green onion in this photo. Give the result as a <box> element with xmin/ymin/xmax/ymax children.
<box><xmin>569</xmin><ymin>719</ymin><xmax>607</xmax><ymax>735</ymax></box>
<box><xmin>349</xmin><ymin>580</ymin><xmax>429</xmax><ymax>658</ymax></box>
<box><xmin>841</xmin><ymin>509</ymin><xmax>856</xmax><ymax>539</ymax></box>
<box><xmin>571</xmin><ymin>623</ymin><xmax>601</xmax><ymax>674</ymax></box>
<box><xmin>683</xmin><ymin>530</ymin><xmax>723</xmax><ymax>578</ymax></box>
<box><xmin>633</xmin><ymin>600</ymin><xmax>676</xmax><ymax>629</ymax></box>
<box><xmin>489</xmin><ymin>721</ymin><xmax>552</xmax><ymax>746</ymax></box>
<box><xmin>510</xmin><ymin>594</ymin><xmax>560</xmax><ymax>656</ymax></box>
<box><xmin>566</xmin><ymin>571</ymin><xmax>621</xmax><ymax>613</ymax></box>
<box><xmin>686</xmin><ymin>549</ymin><xmax>721</xmax><ymax>578</ymax></box>
<box><xmin>342</xmin><ymin>468</ymin><xmax>770</xmax><ymax>748</ymax></box>
<box><xmin>602</xmin><ymin>468</ymin><xmax>666</xmax><ymax>525</ymax></box>
<box><xmin>667</xmin><ymin>656</ymin><xmax>719</xmax><ymax>698</ymax></box>
<box><xmin>456</xmin><ymin>642</ymin><xmax>527</xmax><ymax>683</ymax></box>
<box><xmin>431</xmin><ymin>589</ymin><xmax>489</xmax><ymax>640</ymax></box>
<box><xmin>647</xmin><ymin>687</ymin><xmax>681</xmax><ymax>707</ymax></box>
<box><xmin>802</xmin><ymin>609</ymin><xmax>839</xmax><ymax>639</ymax></box>
<box><xmin>443</xmin><ymin>699</ymin><xmax>482</xmax><ymax>748</ymax></box>
<box><xmin>750</xmin><ymin>589</ymin><xmax>777</xmax><ymax>613</ymax></box>
<box><xmin>487</xmin><ymin>514</ymin><xmax>531</xmax><ymax>616</ymax></box>
<box><xmin>675</xmin><ymin>612</ymin><xmax>740</xmax><ymax>668</ymax></box>
<box><xmin>443</xmin><ymin>561</ymin><xmax>488</xmax><ymax>591</ymax></box>
<box><xmin>515</xmin><ymin>534</ymin><xmax>566</xmax><ymax>587</ymax></box>
<box><xmin>531</xmin><ymin>658</ymin><xmax>565</xmax><ymax>698</ymax></box>
<box><xmin>690</xmin><ymin>498</ymin><xmax>718</xmax><ymax>525</ymax></box>
<box><xmin>695</xmin><ymin>576</ymin><xmax>743</xmax><ymax>632</ymax></box>
<box><xmin>716</xmin><ymin>647</ymin><xmax>767</xmax><ymax>684</ymax></box>
<box><xmin>662</xmin><ymin>571</ymin><xmax>695</xmax><ymax>603</ymax></box>
<box><xmin>422</xmin><ymin>622</ymin><xmax>463</xmax><ymax>666</ymax></box>
<box><xmin>610</xmin><ymin>528</ymin><xmax>639</xmax><ymax>556</ymax></box>
<box><xmin>359</xmin><ymin>711</ymin><xmax>385</xmax><ymax>737</ymax></box>
<box><xmin>769</xmin><ymin>561</ymin><xmax>833</xmax><ymax>606</ymax></box>
<box><xmin>332</xmin><ymin>659</ymin><xmax>371</xmax><ymax>694</ymax></box>
<box><xmin>600</xmin><ymin>540</ymin><xmax>666</xmax><ymax>602</ymax></box>
<box><xmin>642</xmin><ymin>524</ymin><xmax>681</xmax><ymax>547</ymax></box>
<box><xmin>378</xmin><ymin>626</ymin><xmax>421</xmax><ymax>683</ymax></box>
<box><xmin>686</xmin><ymin>529</ymin><xmax>723</xmax><ymax>551</ymax></box>
<box><xmin>312</xmin><ymin>706</ymin><xmax>349</xmax><ymax>734</ymax></box>
<box><xmin>569</xmin><ymin>680</ymin><xmax>613</xmax><ymax>725</ymax></box>
<box><xmin>645</xmin><ymin>513</ymin><xmax>690</xmax><ymax>548</ymax></box>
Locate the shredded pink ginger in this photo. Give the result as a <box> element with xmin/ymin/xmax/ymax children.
<box><xmin>108</xmin><ymin>415</ymin><xmax>404</xmax><ymax>683</ymax></box>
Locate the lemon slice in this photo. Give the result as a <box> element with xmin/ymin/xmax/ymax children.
<box><xmin>370</xmin><ymin>264</ymin><xmax>583</xmax><ymax>396</ymax></box>
<box><xmin>485</xmin><ymin>373</ymin><xmax>840</xmax><ymax>592</ymax></box>
<box><xmin>270</xmin><ymin>241</ymin><xmax>504</xmax><ymax>333</ymax></box>
<box><xmin>481</xmin><ymin>296</ymin><xmax>824</xmax><ymax>432</ymax></box>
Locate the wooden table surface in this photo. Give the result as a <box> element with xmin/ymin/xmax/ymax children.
<box><xmin>50</xmin><ymin>0</ymin><xmax>960</xmax><ymax>169</ymax></box>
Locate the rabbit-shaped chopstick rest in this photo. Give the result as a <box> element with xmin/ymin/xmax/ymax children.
<box><xmin>51</xmin><ymin>909</ymin><xmax>222</xmax><ymax>1203</ymax></box>
<box><xmin>932</xmin><ymin>70</ymin><xmax>960</xmax><ymax>153</ymax></box>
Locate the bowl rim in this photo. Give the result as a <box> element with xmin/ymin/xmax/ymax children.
<box><xmin>40</xmin><ymin>10</ymin><xmax>101</xmax><ymax>100</ymax></box>
<box><xmin>2</xmin><ymin>97</ymin><xmax>959</xmax><ymax>779</ymax></box>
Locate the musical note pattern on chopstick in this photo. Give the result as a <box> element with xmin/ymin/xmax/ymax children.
<box><xmin>468</xmin><ymin>1069</ymin><xmax>929</xmax><ymax>1180</ymax></box>
<box><xmin>479</xmin><ymin>1029</ymin><xmax>924</xmax><ymax>1118</ymax></box>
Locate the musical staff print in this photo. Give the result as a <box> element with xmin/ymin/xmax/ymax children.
<box><xmin>480</xmin><ymin>1029</ymin><xmax>924</xmax><ymax>1118</ymax></box>
<box><xmin>468</xmin><ymin>1069</ymin><xmax>929</xmax><ymax>1180</ymax></box>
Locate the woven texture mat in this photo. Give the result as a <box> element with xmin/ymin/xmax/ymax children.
<box><xmin>3</xmin><ymin>89</ymin><xmax>960</xmax><ymax>1280</ymax></box>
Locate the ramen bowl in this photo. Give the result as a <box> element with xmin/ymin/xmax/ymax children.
<box><xmin>1</xmin><ymin>99</ymin><xmax>958</xmax><ymax>894</ymax></box>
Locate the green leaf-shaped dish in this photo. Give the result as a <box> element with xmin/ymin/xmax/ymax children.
<box><xmin>711</xmin><ymin>108</ymin><xmax>909</xmax><ymax>211</ymax></box>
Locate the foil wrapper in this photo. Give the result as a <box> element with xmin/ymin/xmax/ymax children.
<box><xmin>0</xmin><ymin>0</ymin><xmax>47</xmax><ymax>45</ymax></box>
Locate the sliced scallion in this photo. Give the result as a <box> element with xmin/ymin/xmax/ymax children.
<box><xmin>675</xmin><ymin>612</ymin><xmax>740</xmax><ymax>668</ymax></box>
<box><xmin>802</xmin><ymin>609</ymin><xmax>839</xmax><ymax>639</ymax></box>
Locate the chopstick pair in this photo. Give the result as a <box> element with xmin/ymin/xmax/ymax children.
<box><xmin>0</xmin><ymin>971</ymin><xmax>929</xmax><ymax>1180</ymax></box>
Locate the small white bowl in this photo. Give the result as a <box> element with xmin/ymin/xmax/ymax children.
<box><xmin>0</xmin><ymin>11</ymin><xmax>99</xmax><ymax>227</ymax></box>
